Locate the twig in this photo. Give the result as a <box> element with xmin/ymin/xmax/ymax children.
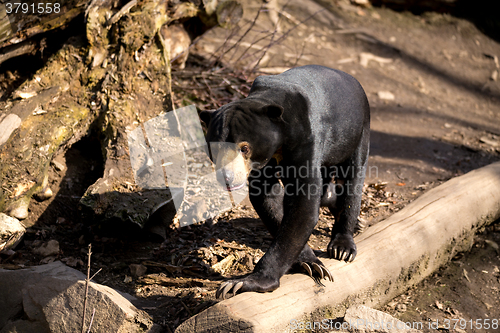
<box><xmin>224</xmin><ymin>4</ymin><xmax>265</xmax><ymax>64</ymax></box>
<box><xmin>90</xmin><ymin>268</ymin><xmax>102</xmax><ymax>281</ymax></box>
<box><xmin>291</xmin><ymin>40</ymin><xmax>307</xmax><ymax>67</ymax></box>
<box><xmin>81</xmin><ymin>244</ymin><xmax>92</xmax><ymax>333</ymax></box>
<box><xmin>233</xmin><ymin>32</ymin><xmax>277</xmax><ymax>64</ymax></box>
<box><xmin>251</xmin><ymin>7</ymin><xmax>325</xmax><ymax>73</ymax></box>
<box><xmin>105</xmin><ymin>0</ymin><xmax>138</xmax><ymax>27</ymax></box>
<box><xmin>276</xmin><ymin>7</ymin><xmax>302</xmax><ymax>26</ymax></box>
<box><xmin>237</xmin><ymin>0</ymin><xmax>291</xmax><ymax>70</ymax></box>
<box><xmin>180</xmin><ymin>300</ymin><xmax>193</xmax><ymax>317</ymax></box>
<box><xmin>202</xmin><ymin>76</ymin><xmax>222</xmax><ymax>108</ymax></box>
<box><xmin>250</xmin><ymin>26</ymin><xmax>278</xmax><ymax>73</ymax></box>
<box><xmin>171</xmin><ymin>66</ymin><xmax>251</xmax><ymax>111</ymax></box>
<box><xmin>209</xmin><ymin>0</ymin><xmax>322</xmax><ymax>74</ymax></box>
<box><xmin>86</xmin><ymin>308</ymin><xmax>96</xmax><ymax>333</ymax></box>
<box><xmin>208</xmin><ymin>25</ymin><xmax>242</xmax><ymax>66</ymax></box>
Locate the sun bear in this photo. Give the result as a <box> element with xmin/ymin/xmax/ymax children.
<box><xmin>200</xmin><ymin>65</ymin><xmax>370</xmax><ymax>299</ymax></box>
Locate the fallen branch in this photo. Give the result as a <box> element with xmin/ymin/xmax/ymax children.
<box><xmin>138</xmin><ymin>274</ymin><xmax>221</xmax><ymax>288</ymax></box>
<box><xmin>105</xmin><ymin>0</ymin><xmax>138</xmax><ymax>27</ymax></box>
<box><xmin>0</xmin><ymin>40</ymin><xmax>36</xmax><ymax>65</ymax></box>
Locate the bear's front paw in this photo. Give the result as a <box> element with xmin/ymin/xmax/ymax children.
<box><xmin>327</xmin><ymin>233</ymin><xmax>357</xmax><ymax>262</ymax></box>
<box><xmin>216</xmin><ymin>273</ymin><xmax>280</xmax><ymax>299</ymax></box>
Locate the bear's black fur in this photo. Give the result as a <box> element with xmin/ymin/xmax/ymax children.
<box><xmin>200</xmin><ymin>65</ymin><xmax>370</xmax><ymax>298</ymax></box>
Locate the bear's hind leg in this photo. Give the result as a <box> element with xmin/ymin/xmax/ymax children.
<box><xmin>327</xmin><ymin>130</ymin><xmax>369</xmax><ymax>262</ymax></box>
<box><xmin>321</xmin><ymin>180</ymin><xmax>366</xmax><ymax>235</ymax></box>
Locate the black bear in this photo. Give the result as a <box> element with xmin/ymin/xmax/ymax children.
<box><xmin>200</xmin><ymin>65</ymin><xmax>370</xmax><ymax>299</ymax></box>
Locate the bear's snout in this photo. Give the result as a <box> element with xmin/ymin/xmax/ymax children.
<box><xmin>215</xmin><ymin>167</ymin><xmax>246</xmax><ymax>191</ymax></box>
<box><xmin>217</xmin><ymin>169</ymin><xmax>234</xmax><ymax>186</ymax></box>
<box><xmin>212</xmin><ymin>145</ymin><xmax>250</xmax><ymax>192</ymax></box>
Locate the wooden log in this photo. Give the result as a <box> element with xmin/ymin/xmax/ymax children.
<box><xmin>0</xmin><ymin>40</ymin><xmax>36</xmax><ymax>65</ymax></box>
<box><xmin>175</xmin><ymin>161</ymin><xmax>500</xmax><ymax>333</ymax></box>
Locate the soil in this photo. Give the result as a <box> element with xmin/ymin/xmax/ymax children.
<box><xmin>1</xmin><ymin>0</ymin><xmax>500</xmax><ymax>332</ymax></box>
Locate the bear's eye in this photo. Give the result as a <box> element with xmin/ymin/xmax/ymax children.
<box><xmin>240</xmin><ymin>145</ymin><xmax>250</xmax><ymax>155</ymax></box>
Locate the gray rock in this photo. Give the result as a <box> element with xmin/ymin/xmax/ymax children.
<box><xmin>0</xmin><ymin>319</ymin><xmax>49</xmax><ymax>333</ymax></box>
<box><xmin>0</xmin><ymin>114</ymin><xmax>22</xmax><ymax>147</ymax></box>
<box><xmin>50</xmin><ymin>159</ymin><xmax>66</xmax><ymax>172</ymax></box>
<box><xmin>343</xmin><ymin>305</ymin><xmax>423</xmax><ymax>333</ymax></box>
<box><xmin>32</xmin><ymin>240</ymin><xmax>60</xmax><ymax>257</ymax></box>
<box><xmin>0</xmin><ymin>261</ymin><xmax>157</xmax><ymax>333</ymax></box>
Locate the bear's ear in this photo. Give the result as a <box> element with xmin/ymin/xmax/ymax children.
<box><xmin>199</xmin><ymin>109</ymin><xmax>216</xmax><ymax>126</ymax></box>
<box><xmin>263</xmin><ymin>104</ymin><xmax>284</xmax><ymax>121</ymax></box>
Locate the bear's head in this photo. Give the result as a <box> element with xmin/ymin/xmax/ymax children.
<box><xmin>200</xmin><ymin>100</ymin><xmax>284</xmax><ymax>191</ymax></box>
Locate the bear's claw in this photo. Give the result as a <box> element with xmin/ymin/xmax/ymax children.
<box><xmin>328</xmin><ymin>245</ymin><xmax>356</xmax><ymax>262</ymax></box>
<box><xmin>217</xmin><ymin>281</ymin><xmax>236</xmax><ymax>299</ymax></box>
<box><xmin>354</xmin><ymin>218</ymin><xmax>367</xmax><ymax>235</ymax></box>
<box><xmin>328</xmin><ymin>232</ymin><xmax>357</xmax><ymax>262</ymax></box>
<box><xmin>216</xmin><ymin>274</ymin><xmax>280</xmax><ymax>299</ymax></box>
<box><xmin>216</xmin><ymin>281</ymin><xmax>245</xmax><ymax>299</ymax></box>
<box><xmin>300</xmin><ymin>262</ymin><xmax>333</xmax><ymax>282</ymax></box>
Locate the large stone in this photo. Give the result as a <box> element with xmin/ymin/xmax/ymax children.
<box><xmin>0</xmin><ymin>261</ymin><xmax>158</xmax><ymax>333</ymax></box>
<box><xmin>343</xmin><ymin>306</ymin><xmax>423</xmax><ymax>333</ymax></box>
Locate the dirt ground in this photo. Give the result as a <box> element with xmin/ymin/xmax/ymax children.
<box><xmin>1</xmin><ymin>0</ymin><xmax>500</xmax><ymax>332</ymax></box>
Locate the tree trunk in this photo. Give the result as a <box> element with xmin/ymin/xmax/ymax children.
<box><xmin>0</xmin><ymin>0</ymin><xmax>242</xmax><ymax>240</ymax></box>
